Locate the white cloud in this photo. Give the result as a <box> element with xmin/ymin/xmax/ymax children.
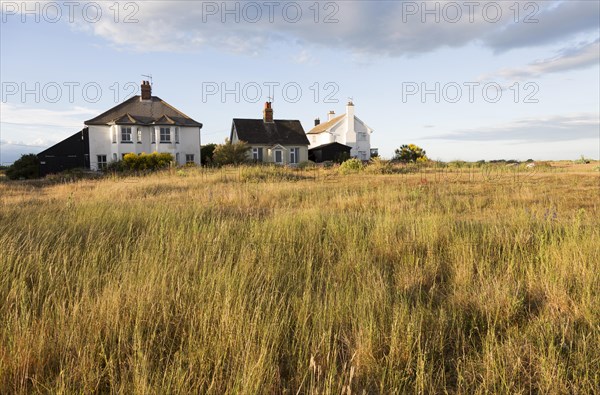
<box><xmin>488</xmin><ymin>39</ymin><xmax>600</xmax><ymax>80</ymax></box>
<box><xmin>0</xmin><ymin>103</ymin><xmax>96</xmax><ymax>128</ymax></box>
<box><xmin>425</xmin><ymin>113</ymin><xmax>600</xmax><ymax>142</ymax></box>
<box><xmin>19</xmin><ymin>1</ymin><xmax>598</xmax><ymax>56</ymax></box>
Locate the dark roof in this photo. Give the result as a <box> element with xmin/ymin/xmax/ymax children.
<box><xmin>231</xmin><ymin>119</ymin><xmax>310</xmax><ymax>145</ymax></box>
<box><xmin>84</xmin><ymin>95</ymin><xmax>202</xmax><ymax>127</ymax></box>
<box><xmin>308</xmin><ymin>142</ymin><xmax>352</xmax><ymax>151</ymax></box>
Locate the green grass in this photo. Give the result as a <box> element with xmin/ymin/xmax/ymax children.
<box><xmin>1</xmin><ymin>166</ymin><xmax>598</xmax><ymax>393</ymax></box>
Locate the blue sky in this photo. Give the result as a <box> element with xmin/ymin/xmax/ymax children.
<box><xmin>1</xmin><ymin>0</ymin><xmax>599</xmax><ymax>164</ymax></box>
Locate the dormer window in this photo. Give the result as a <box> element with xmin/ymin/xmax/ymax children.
<box><xmin>121</xmin><ymin>127</ymin><xmax>132</xmax><ymax>143</ymax></box>
<box><xmin>160</xmin><ymin>127</ymin><xmax>171</xmax><ymax>143</ymax></box>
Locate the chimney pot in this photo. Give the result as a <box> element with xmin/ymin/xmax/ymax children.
<box><xmin>314</xmin><ymin>118</ymin><xmax>320</xmax><ymax>126</ymax></box>
<box><xmin>263</xmin><ymin>101</ymin><xmax>274</xmax><ymax>123</ymax></box>
<box><xmin>141</xmin><ymin>80</ymin><xmax>152</xmax><ymax>100</ymax></box>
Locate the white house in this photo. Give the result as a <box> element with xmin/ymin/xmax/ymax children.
<box><xmin>306</xmin><ymin>101</ymin><xmax>375</xmax><ymax>160</ymax></box>
<box><xmin>82</xmin><ymin>81</ymin><xmax>203</xmax><ymax>170</ymax></box>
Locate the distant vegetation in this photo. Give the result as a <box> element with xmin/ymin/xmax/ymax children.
<box><xmin>1</xmin><ymin>165</ymin><xmax>598</xmax><ymax>393</ymax></box>
<box><xmin>5</xmin><ymin>154</ymin><xmax>39</xmax><ymax>180</ymax></box>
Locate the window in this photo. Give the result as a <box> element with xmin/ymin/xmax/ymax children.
<box><xmin>175</xmin><ymin>153</ymin><xmax>180</xmax><ymax>164</ymax></box>
<box><xmin>160</xmin><ymin>127</ymin><xmax>171</xmax><ymax>143</ymax></box>
<box><xmin>274</xmin><ymin>150</ymin><xmax>283</xmax><ymax>164</ymax></box>
<box><xmin>113</xmin><ymin>153</ymin><xmax>117</xmax><ymax>161</ymax></box>
<box><xmin>112</xmin><ymin>128</ymin><xmax>117</xmax><ymax>143</ymax></box>
<box><xmin>290</xmin><ymin>147</ymin><xmax>299</xmax><ymax>164</ymax></box>
<box><xmin>357</xmin><ymin>132</ymin><xmax>367</xmax><ymax>141</ymax></box>
<box><xmin>151</xmin><ymin>129</ymin><xmax>156</xmax><ymax>144</ymax></box>
<box><xmin>252</xmin><ymin>148</ymin><xmax>263</xmax><ymax>162</ymax></box>
<box><xmin>121</xmin><ymin>127</ymin><xmax>132</xmax><ymax>142</ymax></box>
<box><xmin>137</xmin><ymin>129</ymin><xmax>142</xmax><ymax>143</ymax></box>
<box><xmin>175</xmin><ymin>127</ymin><xmax>179</xmax><ymax>143</ymax></box>
<box><xmin>97</xmin><ymin>155</ymin><xmax>107</xmax><ymax>170</ymax></box>
<box><xmin>186</xmin><ymin>154</ymin><xmax>194</xmax><ymax>164</ymax></box>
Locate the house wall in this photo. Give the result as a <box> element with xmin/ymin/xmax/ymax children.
<box><xmin>247</xmin><ymin>144</ymin><xmax>308</xmax><ymax>165</ymax></box>
<box><xmin>88</xmin><ymin>125</ymin><xmax>201</xmax><ymax>169</ymax></box>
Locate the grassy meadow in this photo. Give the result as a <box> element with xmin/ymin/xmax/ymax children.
<box><xmin>1</xmin><ymin>163</ymin><xmax>599</xmax><ymax>393</ymax></box>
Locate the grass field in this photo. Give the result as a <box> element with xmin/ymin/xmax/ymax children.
<box><xmin>1</xmin><ymin>164</ymin><xmax>599</xmax><ymax>394</ymax></box>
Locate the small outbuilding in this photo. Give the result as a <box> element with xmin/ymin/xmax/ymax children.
<box><xmin>308</xmin><ymin>142</ymin><xmax>352</xmax><ymax>163</ymax></box>
<box><xmin>37</xmin><ymin>128</ymin><xmax>90</xmax><ymax>176</ymax></box>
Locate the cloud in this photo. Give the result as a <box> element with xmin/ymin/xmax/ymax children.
<box><xmin>425</xmin><ymin>113</ymin><xmax>600</xmax><ymax>143</ymax></box>
<box><xmin>486</xmin><ymin>39</ymin><xmax>600</xmax><ymax>79</ymax></box>
<box><xmin>19</xmin><ymin>1</ymin><xmax>599</xmax><ymax>57</ymax></box>
<box><xmin>0</xmin><ymin>103</ymin><xmax>96</xmax><ymax>128</ymax></box>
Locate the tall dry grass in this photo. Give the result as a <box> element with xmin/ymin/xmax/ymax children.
<box><xmin>0</xmin><ymin>166</ymin><xmax>598</xmax><ymax>393</ymax></box>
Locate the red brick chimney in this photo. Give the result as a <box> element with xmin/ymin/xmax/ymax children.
<box><xmin>263</xmin><ymin>101</ymin><xmax>274</xmax><ymax>123</ymax></box>
<box><xmin>141</xmin><ymin>80</ymin><xmax>151</xmax><ymax>100</ymax></box>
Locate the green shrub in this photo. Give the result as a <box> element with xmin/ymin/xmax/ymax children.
<box><xmin>338</xmin><ymin>158</ymin><xmax>363</xmax><ymax>174</ymax></box>
<box><xmin>6</xmin><ymin>154</ymin><xmax>40</xmax><ymax>180</ymax></box>
<box><xmin>122</xmin><ymin>152</ymin><xmax>173</xmax><ymax>171</ymax></box>
<box><xmin>297</xmin><ymin>160</ymin><xmax>316</xmax><ymax>170</ymax></box>
<box><xmin>365</xmin><ymin>157</ymin><xmax>394</xmax><ymax>174</ymax></box>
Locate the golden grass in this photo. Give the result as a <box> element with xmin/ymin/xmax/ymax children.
<box><xmin>0</xmin><ymin>166</ymin><xmax>598</xmax><ymax>394</ymax></box>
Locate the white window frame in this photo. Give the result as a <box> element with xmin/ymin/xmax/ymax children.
<box><xmin>290</xmin><ymin>147</ymin><xmax>299</xmax><ymax>164</ymax></box>
<box><xmin>175</xmin><ymin>152</ymin><xmax>180</xmax><ymax>164</ymax></box>
<box><xmin>160</xmin><ymin>127</ymin><xmax>171</xmax><ymax>143</ymax></box>
<box><xmin>112</xmin><ymin>128</ymin><xmax>117</xmax><ymax>143</ymax></box>
<box><xmin>252</xmin><ymin>147</ymin><xmax>263</xmax><ymax>161</ymax></box>
<box><xmin>151</xmin><ymin>129</ymin><xmax>156</xmax><ymax>144</ymax></box>
<box><xmin>97</xmin><ymin>155</ymin><xmax>107</xmax><ymax>170</ymax></box>
<box><xmin>175</xmin><ymin>127</ymin><xmax>180</xmax><ymax>144</ymax></box>
<box><xmin>121</xmin><ymin>127</ymin><xmax>132</xmax><ymax>143</ymax></box>
<box><xmin>137</xmin><ymin>129</ymin><xmax>142</xmax><ymax>143</ymax></box>
<box><xmin>185</xmin><ymin>154</ymin><xmax>194</xmax><ymax>164</ymax></box>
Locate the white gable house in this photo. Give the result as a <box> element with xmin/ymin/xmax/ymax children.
<box><xmin>307</xmin><ymin>101</ymin><xmax>375</xmax><ymax>160</ymax></box>
<box><xmin>83</xmin><ymin>81</ymin><xmax>203</xmax><ymax>170</ymax></box>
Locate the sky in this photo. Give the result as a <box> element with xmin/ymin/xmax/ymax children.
<box><xmin>1</xmin><ymin>0</ymin><xmax>599</xmax><ymax>164</ymax></box>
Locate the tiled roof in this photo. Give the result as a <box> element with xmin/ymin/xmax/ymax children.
<box><xmin>84</xmin><ymin>95</ymin><xmax>202</xmax><ymax>127</ymax></box>
<box><xmin>231</xmin><ymin>119</ymin><xmax>310</xmax><ymax>145</ymax></box>
<box><xmin>306</xmin><ymin>114</ymin><xmax>345</xmax><ymax>134</ymax></box>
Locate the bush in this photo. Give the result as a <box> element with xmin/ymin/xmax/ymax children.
<box><xmin>574</xmin><ymin>155</ymin><xmax>590</xmax><ymax>164</ymax></box>
<box><xmin>297</xmin><ymin>160</ymin><xmax>316</xmax><ymax>170</ymax></box>
<box><xmin>365</xmin><ymin>157</ymin><xmax>394</xmax><ymax>174</ymax></box>
<box><xmin>201</xmin><ymin>144</ymin><xmax>217</xmax><ymax>166</ymax></box>
<box><xmin>6</xmin><ymin>154</ymin><xmax>40</xmax><ymax>180</ymax></box>
<box><xmin>394</xmin><ymin>144</ymin><xmax>428</xmax><ymax>163</ymax></box>
<box><xmin>110</xmin><ymin>152</ymin><xmax>173</xmax><ymax>172</ymax></box>
<box><xmin>213</xmin><ymin>139</ymin><xmax>250</xmax><ymax>166</ymax></box>
<box><xmin>338</xmin><ymin>158</ymin><xmax>363</xmax><ymax>174</ymax></box>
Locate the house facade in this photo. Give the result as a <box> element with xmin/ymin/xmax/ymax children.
<box><xmin>230</xmin><ymin>102</ymin><xmax>310</xmax><ymax>165</ymax></box>
<box><xmin>307</xmin><ymin>101</ymin><xmax>375</xmax><ymax>160</ymax></box>
<box><xmin>38</xmin><ymin>81</ymin><xmax>203</xmax><ymax>174</ymax></box>
<box><xmin>84</xmin><ymin>81</ymin><xmax>202</xmax><ymax>170</ymax></box>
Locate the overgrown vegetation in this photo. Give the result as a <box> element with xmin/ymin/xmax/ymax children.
<box><xmin>212</xmin><ymin>139</ymin><xmax>250</xmax><ymax>166</ymax></box>
<box><xmin>0</xmin><ymin>166</ymin><xmax>598</xmax><ymax>393</ymax></box>
<box><xmin>5</xmin><ymin>153</ymin><xmax>39</xmax><ymax>180</ymax></box>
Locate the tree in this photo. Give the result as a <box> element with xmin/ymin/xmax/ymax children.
<box><xmin>212</xmin><ymin>139</ymin><xmax>250</xmax><ymax>166</ymax></box>
<box><xmin>201</xmin><ymin>143</ymin><xmax>217</xmax><ymax>166</ymax></box>
<box><xmin>6</xmin><ymin>154</ymin><xmax>40</xmax><ymax>180</ymax></box>
<box><xmin>394</xmin><ymin>144</ymin><xmax>428</xmax><ymax>163</ymax></box>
